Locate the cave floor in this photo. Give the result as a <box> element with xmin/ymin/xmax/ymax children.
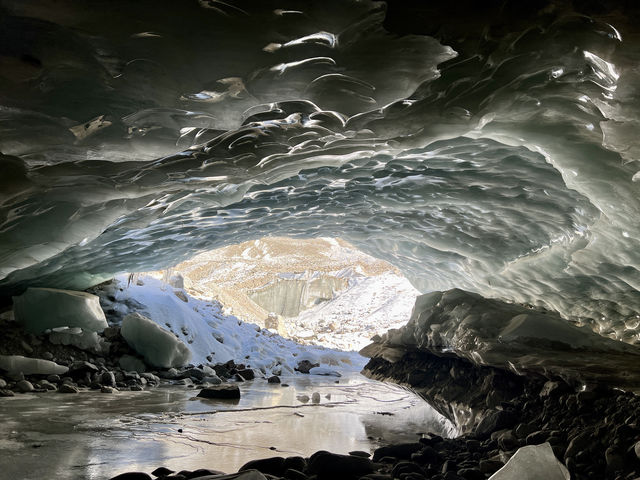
<box><xmin>0</xmin><ymin>373</ymin><xmax>454</xmax><ymax>480</ymax></box>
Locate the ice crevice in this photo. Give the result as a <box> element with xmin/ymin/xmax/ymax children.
<box><xmin>0</xmin><ymin>0</ymin><xmax>639</xmax><ymax>359</ymax></box>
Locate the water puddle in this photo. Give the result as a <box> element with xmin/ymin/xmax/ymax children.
<box><xmin>0</xmin><ymin>373</ymin><xmax>455</xmax><ymax>479</ymax></box>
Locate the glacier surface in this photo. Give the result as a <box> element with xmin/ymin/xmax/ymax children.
<box><xmin>0</xmin><ymin>0</ymin><xmax>639</xmax><ymax>346</ymax></box>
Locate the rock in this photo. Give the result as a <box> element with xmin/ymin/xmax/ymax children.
<box><xmin>203</xmin><ymin>375</ymin><xmax>222</xmax><ymax>385</ymax></box>
<box><xmin>108</xmin><ymin>473</ymin><xmax>152</xmax><ymax>480</ymax></box>
<box><xmin>39</xmin><ymin>380</ymin><xmax>57</xmax><ymax>391</ymax></box>
<box><xmin>475</xmin><ymin>410</ymin><xmax>518</xmax><ymax>440</ymax></box>
<box><xmin>539</xmin><ymin>381</ymin><xmax>571</xmax><ymax>398</ymax></box>
<box><xmin>308</xmin><ymin>366</ymin><xmax>342</xmax><ymax>377</ymax></box>
<box><xmin>174</xmin><ymin>290</ymin><xmax>188</xmax><ymax>303</ymax></box>
<box><xmin>372</xmin><ymin>443</ymin><xmax>423</xmax><ymax>461</ymax></box>
<box><xmin>13</xmin><ymin>287</ymin><xmax>108</xmax><ymax>333</ymax></box>
<box><xmin>119</xmin><ymin>355</ymin><xmax>147</xmax><ymax>372</ymax></box>
<box><xmin>0</xmin><ymin>355</ymin><xmax>68</xmax><ymax>376</ymax></box>
<box><xmin>604</xmin><ymin>447</ymin><xmax>625</xmax><ymax>472</ymax></box>
<box><xmin>151</xmin><ymin>467</ymin><xmax>174</xmax><ymax>477</ymax></box>
<box><xmin>121</xmin><ymin>313</ymin><xmax>191</xmax><ymax>368</ymax></box>
<box><xmin>267</xmin><ymin>375</ymin><xmax>281</xmax><ymax>384</ymax></box>
<box><xmin>479</xmin><ymin>458</ymin><xmax>504</xmax><ymax>474</ymax></box>
<box><xmin>392</xmin><ymin>461</ymin><xmax>425</xmax><ymax>478</ymax></box>
<box><xmin>103</xmin><ymin>326</ymin><xmax>121</xmax><ymax>340</ymax></box>
<box><xmin>308</xmin><ymin>451</ymin><xmax>375</xmax><ymax>479</ymax></box>
<box><xmin>0</xmin><ymin>388</ymin><xmax>15</xmax><ymax>397</ymax></box>
<box><xmin>239</xmin><ymin>456</ymin><xmax>286</xmax><ymax>476</ymax></box>
<box><xmin>101</xmin><ymin>386</ymin><xmax>117</xmax><ymax>393</ymax></box>
<box><xmin>634</xmin><ymin>440</ymin><xmax>640</xmax><ymax>461</ymax></box>
<box><xmin>284</xmin><ymin>468</ymin><xmax>307</xmax><ymax>480</ymax></box>
<box><xmin>47</xmin><ymin>374</ymin><xmax>61</xmax><ymax>383</ymax></box>
<box><xmin>197</xmin><ymin>384</ymin><xmax>241</xmax><ymax>399</ymax></box>
<box><xmin>564</xmin><ymin>429</ymin><xmax>593</xmax><ymax>459</ymax></box>
<box><xmin>237</xmin><ymin>368</ymin><xmax>255</xmax><ymax>380</ymax></box>
<box><xmin>311</xmin><ymin>392</ymin><xmax>321</xmax><ymax>403</ymax></box>
<box><xmin>16</xmin><ymin>379</ymin><xmax>34</xmax><ymax>392</ymax></box>
<box><xmin>130</xmin><ymin>385</ymin><xmax>143</xmax><ymax>391</ymax></box>
<box><xmin>295</xmin><ymin>360</ymin><xmax>319</xmax><ymax>374</ymax></box>
<box><xmin>349</xmin><ymin>451</ymin><xmax>370</xmax><ymax>458</ymax></box>
<box><xmin>41</xmin><ymin>352</ymin><xmax>54</xmax><ymax>360</ymax></box>
<box><xmin>0</xmin><ymin>378</ymin><xmax>6</xmax><ymax>388</ymax></box>
<box><xmin>101</xmin><ymin>371</ymin><xmax>116</xmax><ymax>387</ymax></box>
<box><xmin>182</xmin><ymin>368</ymin><xmax>206</xmax><ymax>380</ymax></box>
<box><xmin>457</xmin><ymin>468</ymin><xmax>484</xmax><ymax>480</ymax></box>
<box><xmin>58</xmin><ymin>384</ymin><xmax>80</xmax><ymax>393</ymax></box>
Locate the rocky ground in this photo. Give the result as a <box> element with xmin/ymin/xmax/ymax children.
<box><xmin>105</xmin><ymin>351</ymin><xmax>640</xmax><ymax>480</ymax></box>
<box><xmin>0</xmin><ymin>316</ymin><xmax>286</xmax><ymax>397</ymax></box>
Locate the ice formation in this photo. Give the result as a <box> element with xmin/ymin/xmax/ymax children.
<box><xmin>0</xmin><ymin>354</ymin><xmax>69</xmax><ymax>376</ymax></box>
<box><xmin>0</xmin><ymin>0</ymin><xmax>639</xmax><ymax>352</ymax></box>
<box><xmin>361</xmin><ymin>289</ymin><xmax>640</xmax><ymax>388</ymax></box>
<box><xmin>488</xmin><ymin>443</ymin><xmax>570</xmax><ymax>480</ymax></box>
<box><xmin>120</xmin><ymin>312</ymin><xmax>192</xmax><ymax>368</ymax></box>
<box><xmin>12</xmin><ymin>288</ymin><xmax>108</xmax><ymax>333</ymax></box>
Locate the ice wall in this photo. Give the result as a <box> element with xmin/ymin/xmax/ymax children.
<box><xmin>0</xmin><ymin>0</ymin><xmax>639</xmax><ymax>345</ymax></box>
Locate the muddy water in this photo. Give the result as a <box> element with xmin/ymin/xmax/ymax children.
<box><xmin>0</xmin><ymin>374</ymin><xmax>455</xmax><ymax>480</ymax></box>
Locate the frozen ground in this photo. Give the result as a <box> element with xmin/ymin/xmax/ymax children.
<box><xmin>0</xmin><ymin>374</ymin><xmax>455</xmax><ymax>480</ymax></box>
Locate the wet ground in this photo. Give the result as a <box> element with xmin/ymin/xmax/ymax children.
<box><xmin>0</xmin><ymin>373</ymin><xmax>455</xmax><ymax>480</ymax></box>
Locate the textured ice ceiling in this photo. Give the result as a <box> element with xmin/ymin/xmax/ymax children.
<box><xmin>0</xmin><ymin>0</ymin><xmax>639</xmax><ymax>344</ymax></box>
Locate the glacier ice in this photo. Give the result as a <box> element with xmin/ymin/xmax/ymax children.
<box><xmin>0</xmin><ymin>354</ymin><xmax>69</xmax><ymax>376</ymax></box>
<box><xmin>361</xmin><ymin>288</ymin><xmax>640</xmax><ymax>388</ymax></box>
<box><xmin>0</xmin><ymin>1</ymin><xmax>639</xmax><ymax>348</ymax></box>
<box><xmin>49</xmin><ymin>329</ymin><xmax>104</xmax><ymax>352</ymax></box>
<box><xmin>12</xmin><ymin>288</ymin><xmax>108</xmax><ymax>334</ymax></box>
<box><xmin>488</xmin><ymin>443</ymin><xmax>569</xmax><ymax>480</ymax></box>
<box><xmin>120</xmin><ymin>312</ymin><xmax>192</xmax><ymax>368</ymax></box>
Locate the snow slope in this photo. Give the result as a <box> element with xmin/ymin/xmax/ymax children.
<box><xmin>97</xmin><ymin>275</ymin><xmax>365</xmax><ymax>375</ymax></box>
<box><xmin>286</xmin><ymin>272</ymin><xmax>419</xmax><ymax>351</ymax></box>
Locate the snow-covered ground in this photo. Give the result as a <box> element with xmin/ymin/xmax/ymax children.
<box><xmin>97</xmin><ymin>274</ymin><xmax>366</xmax><ymax>376</ymax></box>
<box><xmin>286</xmin><ymin>272</ymin><xmax>419</xmax><ymax>351</ymax></box>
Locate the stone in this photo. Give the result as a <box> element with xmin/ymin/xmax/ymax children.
<box><xmin>239</xmin><ymin>456</ymin><xmax>286</xmax><ymax>476</ymax></box>
<box><xmin>108</xmin><ymin>473</ymin><xmax>152</xmax><ymax>480</ymax></box>
<box><xmin>16</xmin><ymin>379</ymin><xmax>34</xmax><ymax>392</ymax></box>
<box><xmin>372</xmin><ymin>443</ymin><xmax>423</xmax><ymax>461</ymax></box>
<box><xmin>101</xmin><ymin>386</ymin><xmax>116</xmax><ymax>393</ymax></box>
<box><xmin>295</xmin><ymin>360</ymin><xmax>319</xmax><ymax>374</ymax></box>
<box><xmin>0</xmin><ymin>388</ymin><xmax>15</xmax><ymax>397</ymax></box>
<box><xmin>268</xmin><ymin>375</ymin><xmax>281</xmax><ymax>384</ymax></box>
<box><xmin>197</xmin><ymin>384</ymin><xmax>241</xmax><ymax>399</ymax></box>
<box><xmin>308</xmin><ymin>450</ymin><xmax>375</xmax><ymax>479</ymax></box>
<box><xmin>69</xmin><ymin>361</ymin><xmax>99</xmax><ymax>376</ymax></box>
<box><xmin>475</xmin><ymin>410</ymin><xmax>518</xmax><ymax>440</ymax></box>
<box><xmin>59</xmin><ymin>384</ymin><xmax>80</xmax><ymax>393</ymax></box>
<box><xmin>13</xmin><ymin>287</ymin><xmax>108</xmax><ymax>333</ymax></box>
<box><xmin>101</xmin><ymin>371</ymin><xmax>116</xmax><ymax>387</ymax></box>
<box><xmin>236</xmin><ymin>368</ymin><xmax>255</xmax><ymax>380</ymax></box>
<box><xmin>151</xmin><ymin>467</ymin><xmax>174</xmax><ymax>477</ymax></box>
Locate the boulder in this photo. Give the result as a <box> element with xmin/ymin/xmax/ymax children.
<box><xmin>308</xmin><ymin>451</ymin><xmax>375</xmax><ymax>479</ymax></box>
<box><xmin>197</xmin><ymin>384</ymin><xmax>241</xmax><ymax>399</ymax></box>
<box><xmin>120</xmin><ymin>313</ymin><xmax>191</xmax><ymax>368</ymax></box>
<box><xmin>13</xmin><ymin>287</ymin><xmax>108</xmax><ymax>333</ymax></box>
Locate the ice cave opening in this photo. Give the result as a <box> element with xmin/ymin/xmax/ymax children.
<box><xmin>1</xmin><ymin>0</ymin><xmax>640</xmax><ymax>479</ymax></box>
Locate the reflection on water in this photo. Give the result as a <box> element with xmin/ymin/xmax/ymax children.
<box><xmin>0</xmin><ymin>374</ymin><xmax>455</xmax><ymax>480</ymax></box>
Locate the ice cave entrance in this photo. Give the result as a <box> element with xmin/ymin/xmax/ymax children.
<box><xmin>141</xmin><ymin>236</ymin><xmax>419</xmax><ymax>353</ymax></box>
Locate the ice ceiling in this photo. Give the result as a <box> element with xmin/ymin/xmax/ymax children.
<box><xmin>0</xmin><ymin>0</ymin><xmax>639</xmax><ymax>344</ymax></box>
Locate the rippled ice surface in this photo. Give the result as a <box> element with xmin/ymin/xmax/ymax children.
<box><xmin>0</xmin><ymin>374</ymin><xmax>454</xmax><ymax>480</ymax></box>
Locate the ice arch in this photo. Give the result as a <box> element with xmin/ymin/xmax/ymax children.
<box><xmin>0</xmin><ymin>0</ymin><xmax>639</xmax><ymax>343</ymax></box>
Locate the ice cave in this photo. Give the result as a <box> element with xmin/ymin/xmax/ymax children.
<box><xmin>0</xmin><ymin>0</ymin><xmax>639</xmax><ymax>479</ymax></box>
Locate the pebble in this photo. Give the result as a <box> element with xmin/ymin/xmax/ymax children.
<box><xmin>16</xmin><ymin>379</ymin><xmax>34</xmax><ymax>392</ymax></box>
<box><xmin>58</xmin><ymin>384</ymin><xmax>80</xmax><ymax>393</ymax></box>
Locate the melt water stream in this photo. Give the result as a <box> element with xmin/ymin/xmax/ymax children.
<box><xmin>0</xmin><ymin>373</ymin><xmax>455</xmax><ymax>480</ymax></box>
